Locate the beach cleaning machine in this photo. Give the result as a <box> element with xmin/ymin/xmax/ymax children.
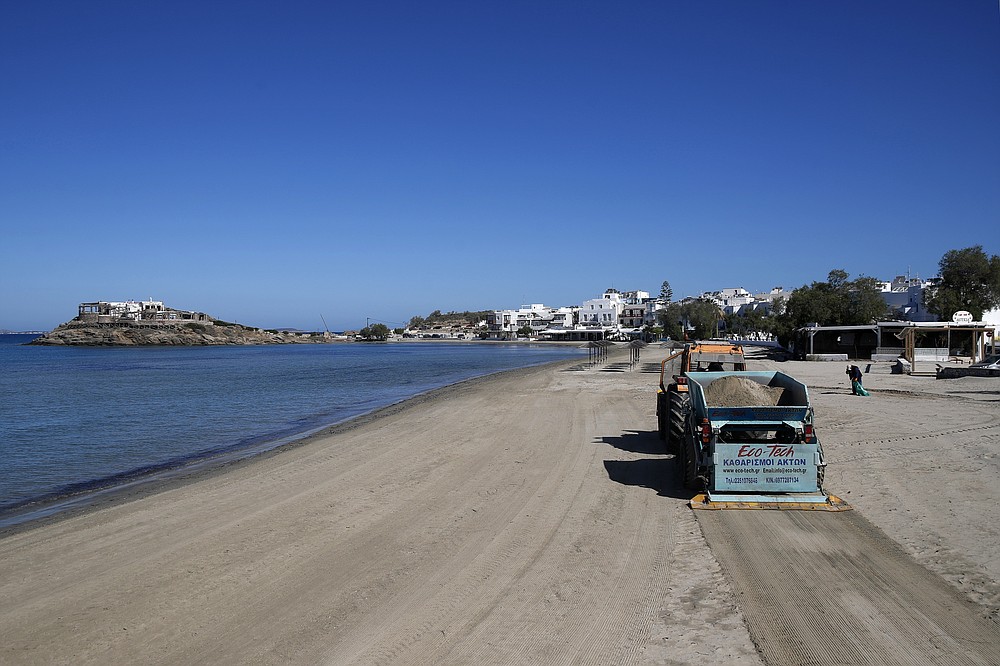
<box><xmin>673</xmin><ymin>370</ymin><xmax>850</xmax><ymax>511</ymax></box>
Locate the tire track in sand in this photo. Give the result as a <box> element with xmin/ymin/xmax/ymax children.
<box><xmin>698</xmin><ymin>509</ymin><xmax>1000</xmax><ymax>665</ymax></box>
<box><xmin>329</xmin><ymin>366</ymin><xmax>676</xmax><ymax>665</ymax></box>
<box><xmin>431</xmin><ymin>380</ymin><xmax>672</xmax><ymax>664</ymax></box>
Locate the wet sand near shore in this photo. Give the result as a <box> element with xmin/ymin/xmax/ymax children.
<box><xmin>1</xmin><ymin>347</ymin><xmax>998</xmax><ymax>664</ymax></box>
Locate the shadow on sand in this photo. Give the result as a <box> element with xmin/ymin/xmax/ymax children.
<box><xmin>599</xmin><ymin>429</ymin><xmax>692</xmax><ymax>500</ymax></box>
<box><xmin>598</xmin><ymin>429</ymin><xmax>665</xmax><ymax>455</ymax></box>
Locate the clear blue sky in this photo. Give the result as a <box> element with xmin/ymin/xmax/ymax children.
<box><xmin>2</xmin><ymin>1</ymin><xmax>998</xmax><ymax>331</ymax></box>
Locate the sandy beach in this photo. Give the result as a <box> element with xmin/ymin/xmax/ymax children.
<box><xmin>1</xmin><ymin>346</ymin><xmax>998</xmax><ymax>664</ymax></box>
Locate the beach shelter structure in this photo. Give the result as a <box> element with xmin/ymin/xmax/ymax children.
<box><xmin>580</xmin><ymin>340</ymin><xmax>615</xmax><ymax>365</ymax></box>
<box><xmin>625</xmin><ymin>340</ymin><xmax>647</xmax><ymax>366</ymax></box>
<box><xmin>793</xmin><ymin>321</ymin><xmax>996</xmax><ymax>366</ymax></box>
<box><xmin>895</xmin><ymin>323</ymin><xmax>996</xmax><ymax>375</ymax></box>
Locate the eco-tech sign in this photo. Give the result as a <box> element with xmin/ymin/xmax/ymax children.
<box><xmin>715</xmin><ymin>442</ymin><xmax>821</xmax><ymax>492</ymax></box>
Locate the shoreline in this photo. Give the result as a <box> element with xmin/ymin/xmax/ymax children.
<box><xmin>29</xmin><ymin>337</ymin><xmax>596</xmax><ymax>347</ymax></box>
<box><xmin>0</xmin><ymin>355</ymin><xmax>585</xmax><ymax>537</ymax></box>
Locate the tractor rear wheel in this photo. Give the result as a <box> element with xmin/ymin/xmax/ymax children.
<box><xmin>657</xmin><ymin>394</ymin><xmax>668</xmax><ymax>441</ymax></box>
<box><xmin>666</xmin><ymin>390</ymin><xmax>689</xmax><ymax>455</ymax></box>
<box><xmin>682</xmin><ymin>434</ymin><xmax>698</xmax><ymax>490</ymax></box>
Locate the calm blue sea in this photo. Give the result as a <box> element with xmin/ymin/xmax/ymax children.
<box><xmin>0</xmin><ymin>335</ymin><xmax>583</xmax><ymax>526</ymax></box>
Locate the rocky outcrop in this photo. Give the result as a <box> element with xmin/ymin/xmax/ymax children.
<box><xmin>29</xmin><ymin>321</ymin><xmax>331</xmax><ymax>346</ymax></box>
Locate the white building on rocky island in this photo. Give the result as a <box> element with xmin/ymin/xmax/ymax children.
<box><xmin>76</xmin><ymin>300</ymin><xmax>212</xmax><ymax>325</ymax></box>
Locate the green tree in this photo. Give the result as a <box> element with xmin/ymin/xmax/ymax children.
<box><xmin>851</xmin><ymin>275</ymin><xmax>892</xmax><ymax>322</ymax></box>
<box><xmin>723</xmin><ymin>308</ymin><xmax>768</xmax><ymax>338</ymax></box>
<box><xmin>780</xmin><ymin>270</ymin><xmax>887</xmax><ymax>330</ymax></box>
<box><xmin>642</xmin><ymin>324</ymin><xmax>663</xmax><ymax>342</ymax></box>
<box><xmin>923</xmin><ymin>246</ymin><xmax>1000</xmax><ymax>321</ymax></box>
<box><xmin>657</xmin><ymin>299</ymin><xmax>719</xmax><ymax>340</ymax></box>
<box><xmin>659</xmin><ymin>280</ymin><xmax>673</xmax><ymax>302</ymax></box>
<box><xmin>360</xmin><ymin>323</ymin><xmax>391</xmax><ymax>341</ymax></box>
<box><xmin>516</xmin><ymin>325</ymin><xmax>534</xmax><ymax>338</ymax></box>
<box><xmin>657</xmin><ymin>302</ymin><xmax>684</xmax><ymax>340</ymax></box>
<box><xmin>745</xmin><ymin>308</ymin><xmax>769</xmax><ymax>333</ymax></box>
<box><xmin>686</xmin><ymin>299</ymin><xmax>722</xmax><ymax>339</ymax></box>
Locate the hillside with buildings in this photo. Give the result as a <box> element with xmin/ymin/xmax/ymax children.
<box><xmin>472</xmin><ymin>287</ymin><xmax>787</xmax><ymax>342</ymax></box>
<box><xmin>30</xmin><ymin>300</ymin><xmax>330</xmax><ymax>346</ymax></box>
<box><xmin>30</xmin><ymin>276</ymin><xmax>999</xmax><ymax>353</ymax></box>
<box><xmin>452</xmin><ymin>277</ymin><xmax>997</xmax><ymax>362</ymax></box>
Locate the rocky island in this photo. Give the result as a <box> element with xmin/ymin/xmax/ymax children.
<box><xmin>29</xmin><ymin>299</ymin><xmax>330</xmax><ymax>346</ymax></box>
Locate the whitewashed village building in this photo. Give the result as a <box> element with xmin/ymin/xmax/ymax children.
<box><xmin>878</xmin><ymin>275</ymin><xmax>936</xmax><ymax>322</ymax></box>
<box><xmin>484</xmin><ymin>273</ymin><xmax>998</xmax><ymax>349</ymax></box>
<box><xmin>702</xmin><ymin>288</ymin><xmax>754</xmax><ymax>315</ymax></box>
<box><xmin>620</xmin><ymin>304</ymin><xmax>647</xmax><ymax>329</ymax></box>
<box><xmin>540</xmin><ymin>290</ymin><xmax>645</xmax><ymax>341</ymax></box>
<box><xmin>487</xmin><ymin>290</ymin><xmax>642</xmax><ymax>342</ymax></box>
<box><xmin>579</xmin><ymin>290</ymin><xmax>624</xmax><ymax>326</ymax></box>
<box><xmin>750</xmin><ymin>288</ymin><xmax>787</xmax><ymax>315</ymax></box>
<box><xmin>487</xmin><ymin>304</ymin><xmax>575</xmax><ymax>340</ymax></box>
<box><xmin>76</xmin><ymin>300</ymin><xmax>212</xmax><ymax>325</ymax></box>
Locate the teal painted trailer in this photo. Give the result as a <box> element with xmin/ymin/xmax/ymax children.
<box><xmin>676</xmin><ymin>371</ymin><xmax>848</xmax><ymax>510</ymax></box>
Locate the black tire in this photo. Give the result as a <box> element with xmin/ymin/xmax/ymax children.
<box><xmin>666</xmin><ymin>390</ymin><xmax>689</xmax><ymax>456</ymax></box>
<box><xmin>682</xmin><ymin>433</ymin><xmax>698</xmax><ymax>490</ymax></box>
<box><xmin>656</xmin><ymin>393</ymin><xmax>668</xmax><ymax>441</ymax></box>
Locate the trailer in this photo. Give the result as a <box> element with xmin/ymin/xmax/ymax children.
<box><xmin>675</xmin><ymin>371</ymin><xmax>850</xmax><ymax>511</ymax></box>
